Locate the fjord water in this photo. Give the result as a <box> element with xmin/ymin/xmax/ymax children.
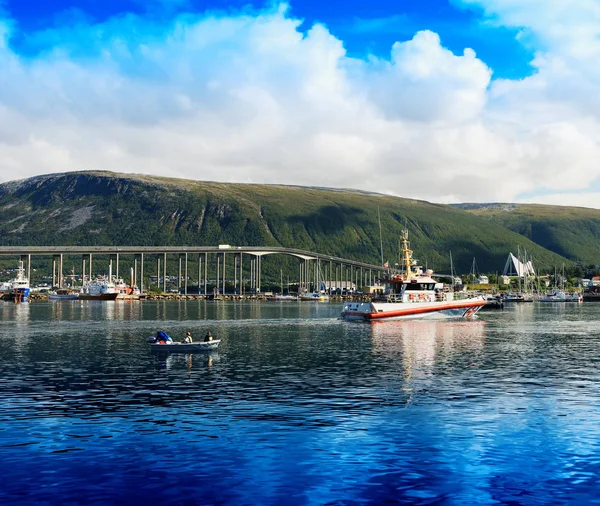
<box><xmin>1</xmin><ymin>301</ymin><xmax>600</xmax><ymax>505</ymax></box>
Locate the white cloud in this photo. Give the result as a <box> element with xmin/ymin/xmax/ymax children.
<box><xmin>1</xmin><ymin>2</ymin><xmax>600</xmax><ymax>206</ymax></box>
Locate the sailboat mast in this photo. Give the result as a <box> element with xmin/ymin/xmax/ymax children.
<box><xmin>524</xmin><ymin>248</ymin><xmax>528</xmax><ymax>292</ymax></box>
<box><xmin>517</xmin><ymin>245</ymin><xmax>522</xmax><ymax>292</ymax></box>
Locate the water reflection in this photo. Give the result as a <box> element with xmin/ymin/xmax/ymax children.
<box><xmin>13</xmin><ymin>303</ymin><xmax>31</xmax><ymax>326</ymax></box>
<box><xmin>4</xmin><ymin>302</ymin><xmax>600</xmax><ymax>505</ymax></box>
<box><xmin>367</xmin><ymin>319</ymin><xmax>487</xmax><ymax>406</ymax></box>
<box><xmin>154</xmin><ymin>352</ymin><xmax>218</xmax><ymax>371</ymax></box>
<box><xmin>370</xmin><ymin>319</ymin><xmax>486</xmax><ymax>365</ymax></box>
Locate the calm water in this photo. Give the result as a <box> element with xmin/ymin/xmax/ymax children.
<box><xmin>1</xmin><ymin>301</ymin><xmax>600</xmax><ymax>505</ymax></box>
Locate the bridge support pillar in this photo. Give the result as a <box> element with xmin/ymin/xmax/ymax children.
<box><xmin>204</xmin><ymin>252</ymin><xmax>208</xmax><ymax>296</ymax></box>
<box><xmin>234</xmin><ymin>255</ymin><xmax>238</xmax><ymax>294</ymax></box>
<box><xmin>184</xmin><ymin>253</ymin><xmax>188</xmax><ymax>295</ymax></box>
<box><xmin>215</xmin><ymin>253</ymin><xmax>221</xmax><ymax>295</ymax></box>
<box><xmin>163</xmin><ymin>253</ymin><xmax>167</xmax><ymax>292</ymax></box>
<box><xmin>140</xmin><ymin>253</ymin><xmax>144</xmax><ymax>294</ymax></box>
<box><xmin>157</xmin><ymin>256</ymin><xmax>161</xmax><ymax>291</ymax></box>
<box><xmin>59</xmin><ymin>254</ymin><xmax>63</xmax><ymax>288</ymax></box>
<box><xmin>178</xmin><ymin>254</ymin><xmax>182</xmax><ymax>292</ymax></box>
<box><xmin>198</xmin><ymin>253</ymin><xmax>202</xmax><ymax>295</ymax></box>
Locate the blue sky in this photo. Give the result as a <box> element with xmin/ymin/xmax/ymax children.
<box><xmin>4</xmin><ymin>0</ymin><xmax>533</xmax><ymax>79</ymax></box>
<box><xmin>0</xmin><ymin>0</ymin><xmax>599</xmax><ymax>207</ymax></box>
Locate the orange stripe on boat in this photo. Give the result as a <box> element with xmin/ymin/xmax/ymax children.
<box><xmin>365</xmin><ymin>300</ymin><xmax>486</xmax><ymax>320</ymax></box>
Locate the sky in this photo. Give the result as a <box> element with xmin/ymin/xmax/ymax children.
<box><xmin>0</xmin><ymin>0</ymin><xmax>599</xmax><ymax>207</ymax></box>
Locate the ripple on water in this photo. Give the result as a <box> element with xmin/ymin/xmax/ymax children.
<box><xmin>2</xmin><ymin>302</ymin><xmax>600</xmax><ymax>504</ymax></box>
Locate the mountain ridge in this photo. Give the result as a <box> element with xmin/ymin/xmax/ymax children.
<box><xmin>0</xmin><ymin>171</ymin><xmax>592</xmax><ymax>274</ymax></box>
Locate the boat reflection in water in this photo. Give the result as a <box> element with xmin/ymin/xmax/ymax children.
<box><xmin>12</xmin><ymin>302</ymin><xmax>31</xmax><ymax>326</ymax></box>
<box><xmin>155</xmin><ymin>352</ymin><xmax>218</xmax><ymax>371</ymax></box>
<box><xmin>369</xmin><ymin>319</ymin><xmax>486</xmax><ymax>389</ymax></box>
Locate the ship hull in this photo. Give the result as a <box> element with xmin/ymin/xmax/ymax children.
<box><xmin>342</xmin><ymin>297</ymin><xmax>486</xmax><ymax>321</ymax></box>
<box><xmin>2</xmin><ymin>288</ymin><xmax>31</xmax><ymax>302</ymax></box>
<box><xmin>78</xmin><ymin>293</ymin><xmax>119</xmax><ymax>301</ymax></box>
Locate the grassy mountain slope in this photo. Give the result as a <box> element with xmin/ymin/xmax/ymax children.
<box><xmin>455</xmin><ymin>203</ymin><xmax>600</xmax><ymax>264</ymax></box>
<box><xmin>0</xmin><ymin>171</ymin><xmax>571</xmax><ymax>274</ymax></box>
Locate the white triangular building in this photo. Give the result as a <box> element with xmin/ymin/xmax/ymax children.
<box><xmin>503</xmin><ymin>252</ymin><xmax>535</xmax><ymax>277</ymax></box>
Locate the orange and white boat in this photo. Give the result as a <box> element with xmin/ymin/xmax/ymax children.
<box><xmin>341</xmin><ymin>231</ymin><xmax>485</xmax><ymax>321</ymax></box>
<box><xmin>114</xmin><ymin>278</ymin><xmax>142</xmax><ymax>300</ymax></box>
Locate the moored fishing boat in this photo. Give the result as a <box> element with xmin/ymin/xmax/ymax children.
<box><xmin>538</xmin><ymin>290</ymin><xmax>583</xmax><ymax>303</ymax></box>
<box><xmin>341</xmin><ymin>230</ymin><xmax>485</xmax><ymax>321</ymax></box>
<box><xmin>267</xmin><ymin>294</ymin><xmax>299</xmax><ymax>301</ymax></box>
<box><xmin>300</xmin><ymin>291</ymin><xmax>329</xmax><ymax>302</ymax></box>
<box><xmin>48</xmin><ymin>289</ymin><xmax>79</xmax><ymax>300</ymax></box>
<box><xmin>114</xmin><ymin>278</ymin><xmax>142</xmax><ymax>300</ymax></box>
<box><xmin>1</xmin><ymin>260</ymin><xmax>31</xmax><ymax>302</ymax></box>
<box><xmin>79</xmin><ymin>277</ymin><xmax>119</xmax><ymax>300</ymax></box>
<box><xmin>503</xmin><ymin>292</ymin><xmax>534</xmax><ymax>303</ymax></box>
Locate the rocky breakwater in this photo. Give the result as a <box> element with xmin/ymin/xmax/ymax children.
<box><xmin>28</xmin><ymin>292</ymin><xmax>49</xmax><ymax>301</ymax></box>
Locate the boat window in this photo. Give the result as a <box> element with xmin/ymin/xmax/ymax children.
<box><xmin>405</xmin><ymin>283</ymin><xmax>435</xmax><ymax>290</ymax></box>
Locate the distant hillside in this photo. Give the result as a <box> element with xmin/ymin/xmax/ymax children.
<box><xmin>454</xmin><ymin>203</ymin><xmax>600</xmax><ymax>265</ymax></box>
<box><xmin>0</xmin><ymin>171</ymin><xmax>572</xmax><ymax>274</ymax></box>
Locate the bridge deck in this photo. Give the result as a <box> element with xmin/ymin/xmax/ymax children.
<box><xmin>0</xmin><ymin>245</ymin><xmax>384</xmax><ymax>271</ymax></box>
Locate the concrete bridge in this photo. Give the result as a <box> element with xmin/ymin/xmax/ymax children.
<box><xmin>0</xmin><ymin>245</ymin><xmax>386</xmax><ymax>295</ymax></box>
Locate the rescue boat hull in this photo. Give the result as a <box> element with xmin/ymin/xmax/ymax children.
<box><xmin>341</xmin><ymin>298</ymin><xmax>486</xmax><ymax>321</ymax></box>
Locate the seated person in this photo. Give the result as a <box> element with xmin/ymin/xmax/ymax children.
<box><xmin>204</xmin><ymin>330</ymin><xmax>213</xmax><ymax>342</ymax></box>
<box><xmin>183</xmin><ymin>332</ymin><xmax>193</xmax><ymax>344</ymax></box>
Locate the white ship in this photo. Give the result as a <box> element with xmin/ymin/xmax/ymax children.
<box><xmin>1</xmin><ymin>260</ymin><xmax>31</xmax><ymax>302</ymax></box>
<box><xmin>79</xmin><ymin>276</ymin><xmax>119</xmax><ymax>300</ymax></box>
<box><xmin>341</xmin><ymin>230</ymin><xmax>486</xmax><ymax>321</ymax></box>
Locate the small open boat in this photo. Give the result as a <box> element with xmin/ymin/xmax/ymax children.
<box><xmin>49</xmin><ymin>289</ymin><xmax>79</xmax><ymax>300</ymax></box>
<box><xmin>150</xmin><ymin>340</ymin><xmax>220</xmax><ymax>353</ymax></box>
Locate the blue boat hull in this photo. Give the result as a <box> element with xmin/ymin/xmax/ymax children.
<box><xmin>5</xmin><ymin>288</ymin><xmax>31</xmax><ymax>302</ymax></box>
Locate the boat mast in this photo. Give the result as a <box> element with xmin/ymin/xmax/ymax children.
<box><xmin>524</xmin><ymin>248</ymin><xmax>528</xmax><ymax>293</ymax></box>
<box><xmin>377</xmin><ymin>206</ymin><xmax>384</xmax><ymax>267</ymax></box>
<box><xmin>517</xmin><ymin>245</ymin><xmax>522</xmax><ymax>293</ymax></box>
<box><xmin>449</xmin><ymin>251</ymin><xmax>455</xmax><ymax>292</ymax></box>
<box><xmin>400</xmin><ymin>230</ymin><xmax>413</xmax><ymax>278</ymax></box>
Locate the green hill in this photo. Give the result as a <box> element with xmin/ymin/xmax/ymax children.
<box><xmin>454</xmin><ymin>203</ymin><xmax>600</xmax><ymax>265</ymax></box>
<box><xmin>0</xmin><ymin>171</ymin><xmax>573</xmax><ymax>274</ymax></box>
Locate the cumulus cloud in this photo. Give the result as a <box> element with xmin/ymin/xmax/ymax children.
<box><xmin>0</xmin><ymin>2</ymin><xmax>599</xmax><ymax>205</ymax></box>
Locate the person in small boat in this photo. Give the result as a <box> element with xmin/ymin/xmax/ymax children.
<box><xmin>204</xmin><ymin>330</ymin><xmax>213</xmax><ymax>342</ymax></box>
<box><xmin>183</xmin><ymin>331</ymin><xmax>193</xmax><ymax>344</ymax></box>
<box><xmin>155</xmin><ymin>330</ymin><xmax>172</xmax><ymax>344</ymax></box>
